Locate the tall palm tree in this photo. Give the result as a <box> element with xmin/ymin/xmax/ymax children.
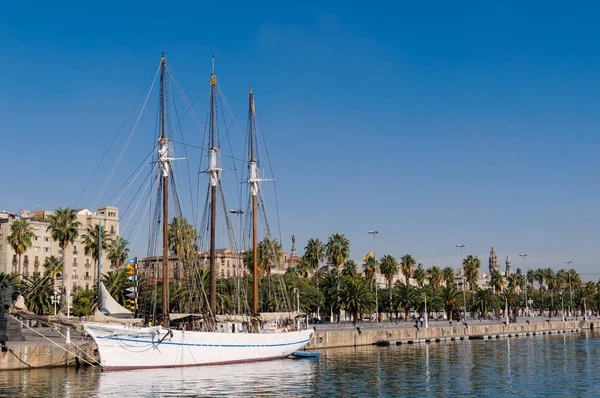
<box><xmin>462</xmin><ymin>254</ymin><xmax>481</xmax><ymax>293</ymax></box>
<box><xmin>107</xmin><ymin>236</ymin><xmax>130</xmax><ymax>269</ymax></box>
<box><xmin>326</xmin><ymin>233</ymin><xmax>350</xmax><ymax>274</ymax></box>
<box><xmin>427</xmin><ymin>266</ymin><xmax>443</xmax><ymax>292</ymax></box>
<box><xmin>294</xmin><ymin>256</ymin><xmax>312</xmax><ymax>279</ymax></box>
<box><xmin>489</xmin><ymin>270</ymin><xmax>504</xmax><ymax>294</ymax></box>
<box><xmin>379</xmin><ymin>255</ymin><xmax>398</xmax><ymax>317</ymax></box>
<box><xmin>340</xmin><ymin>278</ymin><xmax>374</xmax><ymax>323</ymax></box>
<box><xmin>82</xmin><ymin>225</ymin><xmax>110</xmax><ymax>288</ymax></box>
<box><xmin>442</xmin><ymin>267</ymin><xmax>455</xmax><ymax>287</ymax></box>
<box><xmin>7</xmin><ymin>219</ymin><xmax>34</xmax><ymax>278</ymax></box>
<box><xmin>47</xmin><ymin>207</ymin><xmax>81</xmax><ymax>312</ymax></box>
<box><xmin>526</xmin><ymin>269</ymin><xmax>535</xmax><ymax>290</ymax></box>
<box><xmin>439</xmin><ymin>284</ymin><xmax>461</xmax><ymax>321</ymax></box>
<box><xmin>400</xmin><ymin>254</ymin><xmax>416</xmax><ymax>284</ymax></box>
<box><xmin>168</xmin><ymin>216</ymin><xmax>196</xmax><ymax>263</ymax></box>
<box><xmin>304</xmin><ymin>238</ymin><xmax>325</xmax><ymax>317</ymax></box>
<box><xmin>473</xmin><ymin>288</ymin><xmax>500</xmax><ymax>318</ymax></box>
<box><xmin>394</xmin><ymin>282</ymin><xmax>419</xmax><ymax>322</ymax></box>
<box><xmin>341</xmin><ymin>259</ymin><xmax>358</xmax><ymax>279</ymax></box>
<box><xmin>363</xmin><ymin>256</ymin><xmax>378</xmax><ymax>286</ymax></box>
<box><xmin>413</xmin><ymin>264</ymin><xmax>427</xmax><ymax>288</ymax></box>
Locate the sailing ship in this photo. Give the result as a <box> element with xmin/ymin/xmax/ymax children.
<box><xmin>83</xmin><ymin>53</ymin><xmax>313</xmax><ymax>371</ymax></box>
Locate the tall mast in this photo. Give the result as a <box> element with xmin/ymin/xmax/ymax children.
<box><xmin>158</xmin><ymin>52</ymin><xmax>170</xmax><ymax>327</ymax></box>
<box><xmin>208</xmin><ymin>56</ymin><xmax>218</xmax><ymax>315</ymax></box>
<box><xmin>249</xmin><ymin>87</ymin><xmax>259</xmax><ymax>315</ymax></box>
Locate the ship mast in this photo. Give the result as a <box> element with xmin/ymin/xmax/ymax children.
<box><xmin>158</xmin><ymin>52</ymin><xmax>170</xmax><ymax>327</ymax></box>
<box><xmin>208</xmin><ymin>56</ymin><xmax>218</xmax><ymax>315</ymax></box>
<box><xmin>249</xmin><ymin>87</ymin><xmax>259</xmax><ymax>315</ymax></box>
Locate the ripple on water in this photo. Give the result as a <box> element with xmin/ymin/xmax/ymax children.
<box><xmin>1</xmin><ymin>331</ymin><xmax>599</xmax><ymax>397</ymax></box>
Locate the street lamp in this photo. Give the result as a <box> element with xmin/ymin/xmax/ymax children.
<box><xmin>565</xmin><ymin>260</ymin><xmax>573</xmax><ymax>316</ymax></box>
<box><xmin>293</xmin><ymin>287</ymin><xmax>300</xmax><ymax>313</ymax></box>
<box><xmin>456</xmin><ymin>244</ymin><xmax>466</xmax><ymax>322</ymax></box>
<box><xmin>51</xmin><ymin>291</ymin><xmax>60</xmax><ymax>316</ymax></box>
<box><xmin>368</xmin><ymin>230</ymin><xmax>379</xmax><ymax>323</ymax></box>
<box><xmin>422</xmin><ymin>293</ymin><xmax>428</xmax><ymax>328</ymax></box>
<box><xmin>519</xmin><ymin>253</ymin><xmax>528</xmax><ymax>317</ymax></box>
<box><xmin>229</xmin><ymin>209</ymin><xmax>244</xmax><ymax>314</ymax></box>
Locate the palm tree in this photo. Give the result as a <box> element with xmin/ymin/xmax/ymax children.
<box><xmin>107</xmin><ymin>236</ymin><xmax>130</xmax><ymax>269</ymax></box>
<box><xmin>439</xmin><ymin>284</ymin><xmax>461</xmax><ymax>321</ymax></box>
<box><xmin>489</xmin><ymin>270</ymin><xmax>504</xmax><ymax>294</ymax></box>
<box><xmin>325</xmin><ymin>233</ymin><xmax>350</xmax><ymax>273</ymax></box>
<box><xmin>379</xmin><ymin>255</ymin><xmax>398</xmax><ymax>318</ymax></box>
<box><xmin>413</xmin><ymin>264</ymin><xmax>427</xmax><ymax>288</ymax></box>
<box><xmin>294</xmin><ymin>256</ymin><xmax>312</xmax><ymax>279</ymax></box>
<box><xmin>304</xmin><ymin>238</ymin><xmax>325</xmax><ymax>316</ymax></box>
<box><xmin>473</xmin><ymin>288</ymin><xmax>500</xmax><ymax>318</ymax></box>
<box><xmin>394</xmin><ymin>282</ymin><xmax>419</xmax><ymax>322</ymax></box>
<box><xmin>82</xmin><ymin>225</ymin><xmax>110</xmax><ymax>288</ymax></box>
<box><xmin>21</xmin><ymin>276</ymin><xmax>53</xmax><ymax>315</ymax></box>
<box><xmin>339</xmin><ymin>278</ymin><xmax>374</xmax><ymax>323</ymax></box>
<box><xmin>462</xmin><ymin>254</ymin><xmax>481</xmax><ymax>293</ymax></box>
<box><xmin>47</xmin><ymin>207</ymin><xmax>81</xmax><ymax>312</ymax></box>
<box><xmin>427</xmin><ymin>266</ymin><xmax>443</xmax><ymax>292</ymax></box>
<box><xmin>363</xmin><ymin>257</ymin><xmax>378</xmax><ymax>286</ymax></box>
<box><xmin>71</xmin><ymin>286</ymin><xmax>96</xmax><ymax>317</ymax></box>
<box><xmin>7</xmin><ymin>219</ymin><xmax>34</xmax><ymax>278</ymax></box>
<box><xmin>341</xmin><ymin>259</ymin><xmax>358</xmax><ymax>279</ymax></box>
<box><xmin>442</xmin><ymin>267</ymin><xmax>455</xmax><ymax>287</ymax></box>
<box><xmin>400</xmin><ymin>254</ymin><xmax>416</xmax><ymax>284</ymax></box>
<box><xmin>168</xmin><ymin>216</ymin><xmax>196</xmax><ymax>263</ymax></box>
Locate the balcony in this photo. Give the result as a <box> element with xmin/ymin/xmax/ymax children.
<box><xmin>85</xmin><ymin>262</ymin><xmax>91</xmax><ymax>269</ymax></box>
<box><xmin>33</xmin><ymin>272</ymin><xmax>40</xmax><ymax>278</ymax></box>
<box><xmin>84</xmin><ymin>275</ymin><xmax>91</xmax><ymax>281</ymax></box>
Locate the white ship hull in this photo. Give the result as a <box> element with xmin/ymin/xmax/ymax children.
<box><xmin>84</xmin><ymin>323</ymin><xmax>314</xmax><ymax>371</ymax></box>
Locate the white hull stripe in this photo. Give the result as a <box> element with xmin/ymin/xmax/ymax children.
<box><xmin>98</xmin><ymin>336</ymin><xmax>312</xmax><ymax>348</ymax></box>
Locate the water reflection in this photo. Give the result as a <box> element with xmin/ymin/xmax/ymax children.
<box><xmin>2</xmin><ymin>332</ymin><xmax>600</xmax><ymax>397</ymax></box>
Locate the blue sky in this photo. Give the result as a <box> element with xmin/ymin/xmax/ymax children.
<box><xmin>2</xmin><ymin>1</ymin><xmax>600</xmax><ymax>277</ymax></box>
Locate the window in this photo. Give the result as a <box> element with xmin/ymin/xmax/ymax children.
<box><xmin>34</xmin><ymin>235</ymin><xmax>39</xmax><ymax>241</ymax></box>
<box><xmin>108</xmin><ymin>212</ymin><xmax>116</xmax><ymax>217</ymax></box>
<box><xmin>45</xmin><ymin>237</ymin><xmax>49</xmax><ymax>242</ymax></box>
<box><xmin>0</xmin><ymin>234</ymin><xmax>3</xmax><ymax>239</ymax></box>
<box><xmin>0</xmin><ymin>245</ymin><xmax>2</xmax><ymax>251</ymax></box>
<box><xmin>44</xmin><ymin>247</ymin><xmax>50</xmax><ymax>253</ymax></box>
<box><xmin>100</xmin><ymin>212</ymin><xmax>105</xmax><ymax>216</ymax></box>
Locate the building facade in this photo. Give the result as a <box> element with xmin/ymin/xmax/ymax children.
<box><xmin>0</xmin><ymin>206</ymin><xmax>120</xmax><ymax>290</ymax></box>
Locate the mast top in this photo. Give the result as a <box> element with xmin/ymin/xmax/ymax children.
<box><xmin>161</xmin><ymin>52</ymin><xmax>166</xmax><ymax>65</ymax></box>
<box><xmin>211</xmin><ymin>55</ymin><xmax>217</xmax><ymax>86</ymax></box>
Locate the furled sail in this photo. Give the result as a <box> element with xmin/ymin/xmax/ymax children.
<box><xmin>98</xmin><ymin>281</ymin><xmax>132</xmax><ymax>317</ymax></box>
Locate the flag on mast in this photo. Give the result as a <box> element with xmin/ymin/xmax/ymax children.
<box><xmin>363</xmin><ymin>250</ymin><xmax>373</xmax><ymax>261</ymax></box>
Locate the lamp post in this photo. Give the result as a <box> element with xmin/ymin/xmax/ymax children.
<box><xmin>368</xmin><ymin>231</ymin><xmax>379</xmax><ymax>323</ymax></box>
<box><xmin>519</xmin><ymin>253</ymin><xmax>528</xmax><ymax>317</ymax></box>
<box><xmin>293</xmin><ymin>287</ymin><xmax>300</xmax><ymax>313</ymax></box>
<box><xmin>565</xmin><ymin>261</ymin><xmax>573</xmax><ymax>316</ymax></box>
<box><xmin>422</xmin><ymin>293</ymin><xmax>428</xmax><ymax>328</ymax></box>
<box><xmin>229</xmin><ymin>209</ymin><xmax>244</xmax><ymax>314</ymax></box>
<box><xmin>51</xmin><ymin>291</ymin><xmax>60</xmax><ymax>317</ymax></box>
<box><xmin>456</xmin><ymin>244</ymin><xmax>466</xmax><ymax>322</ymax></box>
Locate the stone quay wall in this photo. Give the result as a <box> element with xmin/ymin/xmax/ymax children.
<box><xmin>0</xmin><ymin>341</ymin><xmax>96</xmax><ymax>370</ymax></box>
<box><xmin>306</xmin><ymin>319</ymin><xmax>592</xmax><ymax>350</ymax></box>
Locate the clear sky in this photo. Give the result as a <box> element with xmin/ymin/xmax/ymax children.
<box><xmin>2</xmin><ymin>1</ymin><xmax>600</xmax><ymax>277</ymax></box>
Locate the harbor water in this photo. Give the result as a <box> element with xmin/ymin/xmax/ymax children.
<box><xmin>1</xmin><ymin>330</ymin><xmax>599</xmax><ymax>397</ymax></box>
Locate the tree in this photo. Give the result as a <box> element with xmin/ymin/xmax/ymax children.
<box><xmin>294</xmin><ymin>256</ymin><xmax>312</xmax><ymax>279</ymax></box>
<box><xmin>339</xmin><ymin>278</ymin><xmax>374</xmax><ymax>323</ymax></box>
<box><xmin>363</xmin><ymin>257</ymin><xmax>378</xmax><ymax>286</ymax></box>
<box><xmin>7</xmin><ymin>219</ymin><xmax>34</xmax><ymax>278</ymax></box>
<box><xmin>107</xmin><ymin>236</ymin><xmax>130</xmax><ymax>268</ymax></box>
<box><xmin>439</xmin><ymin>284</ymin><xmax>461</xmax><ymax>321</ymax></box>
<box><xmin>400</xmin><ymin>254</ymin><xmax>416</xmax><ymax>284</ymax></box>
<box><xmin>442</xmin><ymin>267</ymin><xmax>455</xmax><ymax>287</ymax></box>
<box><xmin>168</xmin><ymin>216</ymin><xmax>196</xmax><ymax>263</ymax></box>
<box><xmin>413</xmin><ymin>264</ymin><xmax>427</xmax><ymax>288</ymax></box>
<box><xmin>72</xmin><ymin>286</ymin><xmax>96</xmax><ymax>317</ymax></box>
<box><xmin>427</xmin><ymin>266</ymin><xmax>443</xmax><ymax>292</ymax></box>
<box><xmin>325</xmin><ymin>233</ymin><xmax>350</xmax><ymax>274</ymax></box>
<box><xmin>341</xmin><ymin>259</ymin><xmax>358</xmax><ymax>279</ymax></box>
<box><xmin>473</xmin><ymin>288</ymin><xmax>500</xmax><ymax>318</ymax></box>
<box><xmin>47</xmin><ymin>207</ymin><xmax>81</xmax><ymax>312</ymax></box>
<box><xmin>489</xmin><ymin>270</ymin><xmax>504</xmax><ymax>294</ymax></box>
<box><xmin>462</xmin><ymin>254</ymin><xmax>481</xmax><ymax>293</ymax></box>
<box><xmin>379</xmin><ymin>255</ymin><xmax>398</xmax><ymax>318</ymax></box>
<box><xmin>394</xmin><ymin>282</ymin><xmax>419</xmax><ymax>322</ymax></box>
<box><xmin>304</xmin><ymin>238</ymin><xmax>325</xmax><ymax>317</ymax></box>
<box><xmin>82</xmin><ymin>225</ymin><xmax>110</xmax><ymax>288</ymax></box>
<box><xmin>22</xmin><ymin>276</ymin><xmax>53</xmax><ymax>316</ymax></box>
<box><xmin>43</xmin><ymin>256</ymin><xmax>62</xmax><ymax>279</ymax></box>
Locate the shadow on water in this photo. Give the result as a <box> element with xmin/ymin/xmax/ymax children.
<box><xmin>2</xmin><ymin>331</ymin><xmax>600</xmax><ymax>397</ymax></box>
